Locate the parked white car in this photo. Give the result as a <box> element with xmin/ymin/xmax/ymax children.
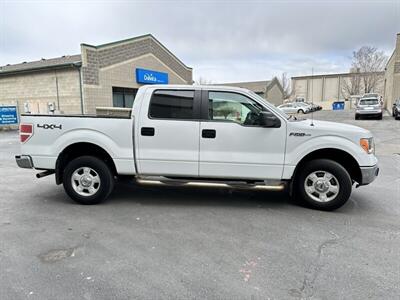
<box><xmin>278</xmin><ymin>102</ymin><xmax>311</xmax><ymax>114</ymax></box>
<box><xmin>16</xmin><ymin>85</ymin><xmax>379</xmax><ymax>211</ymax></box>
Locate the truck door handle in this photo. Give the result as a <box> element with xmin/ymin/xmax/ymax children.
<box><xmin>202</xmin><ymin>129</ymin><xmax>216</xmax><ymax>139</ymax></box>
<box><xmin>141</xmin><ymin>127</ymin><xmax>155</xmax><ymax>136</ymax></box>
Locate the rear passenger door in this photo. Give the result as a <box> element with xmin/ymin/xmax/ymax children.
<box><xmin>136</xmin><ymin>88</ymin><xmax>201</xmax><ymax>177</ymax></box>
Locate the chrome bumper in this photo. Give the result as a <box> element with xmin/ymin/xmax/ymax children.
<box><xmin>360</xmin><ymin>165</ymin><xmax>379</xmax><ymax>185</ymax></box>
<box><xmin>15</xmin><ymin>155</ymin><xmax>34</xmax><ymax>169</ymax></box>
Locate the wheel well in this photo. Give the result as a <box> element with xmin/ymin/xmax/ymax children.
<box><xmin>55</xmin><ymin>142</ymin><xmax>117</xmax><ymax>185</ymax></box>
<box><xmin>293</xmin><ymin>148</ymin><xmax>362</xmax><ymax>184</ymax></box>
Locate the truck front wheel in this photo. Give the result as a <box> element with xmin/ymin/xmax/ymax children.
<box><xmin>63</xmin><ymin>156</ymin><xmax>115</xmax><ymax>205</ymax></box>
<box><xmin>294</xmin><ymin>159</ymin><xmax>352</xmax><ymax>211</ymax></box>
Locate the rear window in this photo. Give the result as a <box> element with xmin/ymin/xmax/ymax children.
<box><xmin>359</xmin><ymin>99</ymin><xmax>379</xmax><ymax>105</ymax></box>
<box><xmin>149</xmin><ymin>90</ymin><xmax>195</xmax><ymax>119</ymax></box>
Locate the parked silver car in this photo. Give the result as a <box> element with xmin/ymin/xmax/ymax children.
<box><xmin>278</xmin><ymin>102</ymin><xmax>310</xmax><ymax>114</ymax></box>
<box><xmin>355</xmin><ymin>97</ymin><xmax>382</xmax><ymax>120</ymax></box>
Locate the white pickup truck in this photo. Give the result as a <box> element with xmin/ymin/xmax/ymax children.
<box><xmin>16</xmin><ymin>85</ymin><xmax>379</xmax><ymax>211</ymax></box>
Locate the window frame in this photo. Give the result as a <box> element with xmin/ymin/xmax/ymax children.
<box><xmin>112</xmin><ymin>87</ymin><xmax>138</xmax><ymax>108</ymax></box>
<box><xmin>200</xmin><ymin>89</ymin><xmax>271</xmax><ymax>127</ymax></box>
<box><xmin>148</xmin><ymin>89</ymin><xmax>202</xmax><ymax>121</ymax></box>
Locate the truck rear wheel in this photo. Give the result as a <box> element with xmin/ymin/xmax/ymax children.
<box><xmin>63</xmin><ymin>156</ymin><xmax>115</xmax><ymax>205</ymax></box>
<box><xmin>294</xmin><ymin>159</ymin><xmax>352</xmax><ymax>211</ymax></box>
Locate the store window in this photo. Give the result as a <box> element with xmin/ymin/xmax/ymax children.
<box><xmin>149</xmin><ymin>90</ymin><xmax>195</xmax><ymax>119</ymax></box>
<box><xmin>112</xmin><ymin>87</ymin><xmax>138</xmax><ymax>108</ymax></box>
<box><xmin>208</xmin><ymin>91</ymin><xmax>265</xmax><ymax>125</ymax></box>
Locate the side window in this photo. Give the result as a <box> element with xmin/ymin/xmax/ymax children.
<box><xmin>149</xmin><ymin>90</ymin><xmax>195</xmax><ymax>119</ymax></box>
<box><xmin>208</xmin><ymin>91</ymin><xmax>264</xmax><ymax>125</ymax></box>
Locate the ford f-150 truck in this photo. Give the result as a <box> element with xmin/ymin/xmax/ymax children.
<box><xmin>15</xmin><ymin>85</ymin><xmax>379</xmax><ymax>211</ymax></box>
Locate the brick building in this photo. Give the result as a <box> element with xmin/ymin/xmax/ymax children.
<box><xmin>0</xmin><ymin>34</ymin><xmax>193</xmax><ymax>114</ymax></box>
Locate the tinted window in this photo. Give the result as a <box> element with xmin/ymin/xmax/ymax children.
<box><xmin>359</xmin><ymin>99</ymin><xmax>379</xmax><ymax>105</ymax></box>
<box><xmin>149</xmin><ymin>90</ymin><xmax>195</xmax><ymax>119</ymax></box>
<box><xmin>113</xmin><ymin>87</ymin><xmax>138</xmax><ymax>108</ymax></box>
<box><xmin>208</xmin><ymin>91</ymin><xmax>264</xmax><ymax>125</ymax></box>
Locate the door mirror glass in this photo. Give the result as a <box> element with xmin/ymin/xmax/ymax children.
<box><xmin>259</xmin><ymin>111</ymin><xmax>281</xmax><ymax>128</ymax></box>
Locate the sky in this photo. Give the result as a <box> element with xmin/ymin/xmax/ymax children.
<box><xmin>0</xmin><ymin>0</ymin><xmax>399</xmax><ymax>83</ymax></box>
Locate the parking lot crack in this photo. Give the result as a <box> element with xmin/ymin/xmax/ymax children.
<box><xmin>38</xmin><ymin>246</ymin><xmax>78</xmax><ymax>263</ymax></box>
<box><xmin>290</xmin><ymin>231</ymin><xmax>340</xmax><ymax>299</ymax></box>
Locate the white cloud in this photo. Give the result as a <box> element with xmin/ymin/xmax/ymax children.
<box><xmin>1</xmin><ymin>0</ymin><xmax>399</xmax><ymax>82</ymax></box>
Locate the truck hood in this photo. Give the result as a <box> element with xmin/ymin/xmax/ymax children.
<box><xmin>289</xmin><ymin>119</ymin><xmax>372</xmax><ymax>142</ymax></box>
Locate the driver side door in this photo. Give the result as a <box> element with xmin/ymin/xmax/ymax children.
<box><xmin>199</xmin><ymin>90</ymin><xmax>286</xmax><ymax>180</ymax></box>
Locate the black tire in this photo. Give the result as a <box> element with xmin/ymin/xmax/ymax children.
<box><xmin>298</xmin><ymin>109</ymin><xmax>304</xmax><ymax>114</ymax></box>
<box><xmin>377</xmin><ymin>113</ymin><xmax>383</xmax><ymax>120</ymax></box>
<box><xmin>294</xmin><ymin>159</ymin><xmax>352</xmax><ymax>211</ymax></box>
<box><xmin>355</xmin><ymin>114</ymin><xmax>359</xmax><ymax>120</ymax></box>
<box><xmin>63</xmin><ymin>156</ymin><xmax>115</xmax><ymax>205</ymax></box>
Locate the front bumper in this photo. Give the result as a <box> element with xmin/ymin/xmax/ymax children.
<box><xmin>359</xmin><ymin>165</ymin><xmax>379</xmax><ymax>185</ymax></box>
<box><xmin>15</xmin><ymin>155</ymin><xmax>34</xmax><ymax>169</ymax></box>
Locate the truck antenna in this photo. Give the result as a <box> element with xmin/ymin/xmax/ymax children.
<box><xmin>310</xmin><ymin>67</ymin><xmax>315</xmax><ymax>126</ymax></box>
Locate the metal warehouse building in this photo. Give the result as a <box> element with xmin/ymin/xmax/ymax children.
<box><xmin>0</xmin><ymin>34</ymin><xmax>193</xmax><ymax>115</ymax></box>
<box><xmin>291</xmin><ymin>71</ymin><xmax>385</xmax><ymax>110</ymax></box>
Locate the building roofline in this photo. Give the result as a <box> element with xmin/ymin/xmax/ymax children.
<box><xmin>0</xmin><ymin>61</ymin><xmax>81</xmax><ymax>77</ymax></box>
<box><xmin>81</xmin><ymin>34</ymin><xmax>192</xmax><ymax>70</ymax></box>
<box><xmin>385</xmin><ymin>32</ymin><xmax>399</xmax><ymax>69</ymax></box>
<box><xmin>213</xmin><ymin>79</ymin><xmax>270</xmax><ymax>85</ymax></box>
<box><xmin>291</xmin><ymin>71</ymin><xmax>384</xmax><ymax>80</ymax></box>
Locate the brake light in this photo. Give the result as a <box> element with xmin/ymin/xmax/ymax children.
<box><xmin>20</xmin><ymin>123</ymin><xmax>33</xmax><ymax>143</ymax></box>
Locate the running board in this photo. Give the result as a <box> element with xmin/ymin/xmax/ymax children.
<box><xmin>135</xmin><ymin>176</ymin><xmax>286</xmax><ymax>191</ymax></box>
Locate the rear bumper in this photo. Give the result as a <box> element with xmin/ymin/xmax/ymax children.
<box><xmin>356</xmin><ymin>110</ymin><xmax>382</xmax><ymax>115</ymax></box>
<box><xmin>15</xmin><ymin>155</ymin><xmax>34</xmax><ymax>169</ymax></box>
<box><xmin>359</xmin><ymin>165</ymin><xmax>379</xmax><ymax>185</ymax></box>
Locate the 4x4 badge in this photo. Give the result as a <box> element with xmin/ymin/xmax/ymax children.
<box><xmin>37</xmin><ymin>124</ymin><xmax>62</xmax><ymax>130</ymax></box>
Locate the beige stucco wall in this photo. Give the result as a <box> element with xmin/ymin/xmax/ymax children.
<box><xmin>323</xmin><ymin>77</ymin><xmax>340</xmax><ymax>102</ymax></box>
<box><xmin>384</xmin><ymin>34</ymin><xmax>400</xmax><ymax>114</ymax></box>
<box><xmin>83</xmin><ymin>54</ymin><xmax>190</xmax><ymax>113</ymax></box>
<box><xmin>308</xmin><ymin>78</ymin><xmax>323</xmax><ymax>102</ymax></box>
<box><xmin>0</xmin><ymin>68</ymin><xmax>82</xmax><ymax>115</ymax></box>
<box><xmin>266</xmin><ymin>83</ymin><xmax>284</xmax><ymax>106</ymax></box>
<box><xmin>292</xmin><ymin>79</ymin><xmax>307</xmax><ymax>99</ymax></box>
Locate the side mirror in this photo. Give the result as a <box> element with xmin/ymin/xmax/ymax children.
<box><xmin>259</xmin><ymin>111</ymin><xmax>281</xmax><ymax>128</ymax></box>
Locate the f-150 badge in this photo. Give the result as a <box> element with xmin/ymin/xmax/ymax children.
<box><xmin>289</xmin><ymin>132</ymin><xmax>311</xmax><ymax>137</ymax></box>
<box><xmin>37</xmin><ymin>124</ymin><xmax>62</xmax><ymax>130</ymax></box>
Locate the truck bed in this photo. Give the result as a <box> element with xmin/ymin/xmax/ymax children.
<box><xmin>19</xmin><ymin>113</ymin><xmax>135</xmax><ymax>175</ymax></box>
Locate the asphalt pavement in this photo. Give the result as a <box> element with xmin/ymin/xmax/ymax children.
<box><xmin>0</xmin><ymin>110</ymin><xmax>399</xmax><ymax>299</ymax></box>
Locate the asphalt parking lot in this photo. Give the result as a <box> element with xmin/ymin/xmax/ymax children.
<box><xmin>0</xmin><ymin>110</ymin><xmax>399</xmax><ymax>299</ymax></box>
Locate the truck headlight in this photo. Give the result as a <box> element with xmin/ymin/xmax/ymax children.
<box><xmin>360</xmin><ymin>137</ymin><xmax>374</xmax><ymax>154</ymax></box>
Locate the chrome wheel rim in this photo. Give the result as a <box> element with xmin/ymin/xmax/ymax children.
<box><xmin>71</xmin><ymin>167</ymin><xmax>101</xmax><ymax>197</ymax></box>
<box><xmin>304</xmin><ymin>171</ymin><xmax>340</xmax><ymax>202</ymax></box>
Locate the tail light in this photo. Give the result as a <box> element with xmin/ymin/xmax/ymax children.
<box><xmin>20</xmin><ymin>123</ymin><xmax>33</xmax><ymax>143</ymax></box>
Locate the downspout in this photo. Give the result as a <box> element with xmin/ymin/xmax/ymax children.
<box><xmin>54</xmin><ymin>70</ymin><xmax>60</xmax><ymax>110</ymax></box>
<box><xmin>74</xmin><ymin>63</ymin><xmax>84</xmax><ymax>114</ymax></box>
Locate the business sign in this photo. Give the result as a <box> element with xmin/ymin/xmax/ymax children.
<box><xmin>136</xmin><ymin>68</ymin><xmax>168</xmax><ymax>84</ymax></box>
<box><xmin>0</xmin><ymin>106</ymin><xmax>18</xmax><ymax>125</ymax></box>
